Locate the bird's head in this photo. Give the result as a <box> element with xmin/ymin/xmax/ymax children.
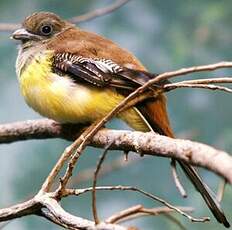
<box><xmin>12</xmin><ymin>12</ymin><xmax>73</xmax><ymax>47</ymax></box>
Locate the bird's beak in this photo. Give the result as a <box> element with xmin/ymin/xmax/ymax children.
<box><xmin>11</xmin><ymin>28</ymin><xmax>39</xmax><ymax>41</ymax></box>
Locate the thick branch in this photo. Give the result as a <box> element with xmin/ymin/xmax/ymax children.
<box><xmin>0</xmin><ymin>194</ymin><xmax>126</xmax><ymax>230</ymax></box>
<box><xmin>0</xmin><ymin>199</ymin><xmax>41</xmax><ymax>222</ymax></box>
<box><xmin>1</xmin><ymin>119</ymin><xmax>232</xmax><ymax>183</ymax></box>
<box><xmin>0</xmin><ymin>119</ymin><xmax>83</xmax><ymax>143</ymax></box>
<box><xmin>40</xmin><ymin>197</ymin><xmax>126</xmax><ymax>230</ymax></box>
<box><xmin>91</xmin><ymin>130</ymin><xmax>232</xmax><ymax>184</ymax></box>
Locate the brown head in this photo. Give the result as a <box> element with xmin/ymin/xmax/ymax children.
<box><xmin>12</xmin><ymin>12</ymin><xmax>74</xmax><ymax>47</ymax></box>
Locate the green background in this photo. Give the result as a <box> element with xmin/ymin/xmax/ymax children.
<box><xmin>0</xmin><ymin>0</ymin><xmax>231</xmax><ymax>229</ymax></box>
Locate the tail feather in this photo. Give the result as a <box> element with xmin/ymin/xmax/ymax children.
<box><xmin>137</xmin><ymin>95</ymin><xmax>230</xmax><ymax>228</ymax></box>
<box><xmin>178</xmin><ymin>161</ymin><xmax>230</xmax><ymax>227</ymax></box>
<box><xmin>137</xmin><ymin>94</ymin><xmax>174</xmax><ymax>137</ymax></box>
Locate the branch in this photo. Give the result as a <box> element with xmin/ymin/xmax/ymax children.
<box><xmin>91</xmin><ymin>130</ymin><xmax>232</xmax><ymax>184</ymax></box>
<box><xmin>164</xmin><ymin>77</ymin><xmax>232</xmax><ymax>93</ymax></box>
<box><xmin>0</xmin><ymin>119</ymin><xmax>74</xmax><ymax>143</ymax></box>
<box><xmin>170</xmin><ymin>77</ymin><xmax>232</xmax><ymax>85</ymax></box>
<box><xmin>92</xmin><ymin>143</ymin><xmax>112</xmax><ymax>224</ymax></box>
<box><xmin>0</xmin><ymin>199</ymin><xmax>40</xmax><ymax>222</ymax></box>
<box><xmin>40</xmin><ymin>196</ymin><xmax>126</xmax><ymax>230</ymax></box>
<box><xmin>165</xmin><ymin>83</ymin><xmax>232</xmax><ymax>93</ymax></box>
<box><xmin>171</xmin><ymin>159</ymin><xmax>187</xmax><ymax>198</ymax></box>
<box><xmin>1</xmin><ymin>119</ymin><xmax>232</xmax><ymax>183</ymax></box>
<box><xmin>153</xmin><ymin>62</ymin><xmax>232</xmax><ymax>83</ymax></box>
<box><xmin>105</xmin><ymin>205</ymin><xmax>193</xmax><ymax>224</ymax></box>
<box><xmin>217</xmin><ymin>179</ymin><xmax>227</xmax><ymax>202</ymax></box>
<box><xmin>0</xmin><ymin>194</ymin><xmax>126</xmax><ymax>230</ymax></box>
<box><xmin>69</xmin><ymin>0</ymin><xmax>131</xmax><ymax>24</ymax></box>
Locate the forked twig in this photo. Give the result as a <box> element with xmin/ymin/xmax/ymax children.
<box><xmin>153</xmin><ymin>62</ymin><xmax>232</xmax><ymax>83</ymax></box>
<box><xmin>40</xmin><ymin>123</ymin><xmax>97</xmax><ymax>193</ymax></box>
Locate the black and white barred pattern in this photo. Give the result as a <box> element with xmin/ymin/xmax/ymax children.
<box><xmin>55</xmin><ymin>53</ymin><xmax>123</xmax><ymax>74</ymax></box>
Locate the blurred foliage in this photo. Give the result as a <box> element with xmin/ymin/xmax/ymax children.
<box><xmin>0</xmin><ymin>0</ymin><xmax>232</xmax><ymax>229</ymax></box>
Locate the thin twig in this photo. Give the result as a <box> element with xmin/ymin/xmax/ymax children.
<box><xmin>64</xmin><ymin>185</ymin><xmax>209</xmax><ymax>223</ymax></box>
<box><xmin>92</xmin><ymin>143</ymin><xmax>112</xmax><ymax>224</ymax></box>
<box><xmin>40</xmin><ymin>144</ymin><xmax>73</xmax><ymax>193</ymax></box>
<box><xmin>164</xmin><ymin>83</ymin><xmax>232</xmax><ymax>93</ymax></box>
<box><xmin>69</xmin><ymin>0</ymin><xmax>131</xmax><ymax>23</ymax></box>
<box><xmin>171</xmin><ymin>160</ymin><xmax>187</xmax><ymax>198</ymax></box>
<box><xmin>57</xmin><ymin>122</ymin><xmax>101</xmax><ymax>195</ymax></box>
<box><xmin>153</xmin><ymin>62</ymin><xmax>232</xmax><ymax>83</ymax></box>
<box><xmin>173</xmin><ymin>77</ymin><xmax>232</xmax><ymax>85</ymax></box>
<box><xmin>41</xmin><ymin>123</ymin><xmax>96</xmax><ymax>193</ymax></box>
<box><xmin>217</xmin><ymin>179</ymin><xmax>227</xmax><ymax>202</ymax></box>
<box><xmin>106</xmin><ymin>205</ymin><xmax>143</xmax><ymax>224</ymax></box>
<box><xmin>106</xmin><ymin>204</ymin><xmax>193</xmax><ymax>229</ymax></box>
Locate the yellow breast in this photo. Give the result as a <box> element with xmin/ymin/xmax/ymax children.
<box><xmin>18</xmin><ymin>51</ymin><xmax>149</xmax><ymax>131</ymax></box>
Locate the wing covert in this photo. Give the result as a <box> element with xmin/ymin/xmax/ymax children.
<box><xmin>53</xmin><ymin>52</ymin><xmax>160</xmax><ymax>91</ymax></box>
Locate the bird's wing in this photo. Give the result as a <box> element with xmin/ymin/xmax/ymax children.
<box><xmin>53</xmin><ymin>52</ymin><xmax>160</xmax><ymax>91</ymax></box>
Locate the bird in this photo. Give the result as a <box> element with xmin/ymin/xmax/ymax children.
<box><xmin>12</xmin><ymin>11</ymin><xmax>229</xmax><ymax>227</ymax></box>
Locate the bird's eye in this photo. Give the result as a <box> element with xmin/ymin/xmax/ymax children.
<box><xmin>40</xmin><ymin>25</ymin><xmax>53</xmax><ymax>35</ymax></box>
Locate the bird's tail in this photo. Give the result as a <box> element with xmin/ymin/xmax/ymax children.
<box><xmin>178</xmin><ymin>161</ymin><xmax>230</xmax><ymax>227</ymax></box>
<box><xmin>137</xmin><ymin>95</ymin><xmax>230</xmax><ymax>228</ymax></box>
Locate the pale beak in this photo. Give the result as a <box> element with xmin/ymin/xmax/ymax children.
<box><xmin>11</xmin><ymin>28</ymin><xmax>40</xmax><ymax>41</ymax></box>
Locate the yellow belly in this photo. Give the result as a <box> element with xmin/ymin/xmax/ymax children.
<box><xmin>18</xmin><ymin>51</ymin><xmax>149</xmax><ymax>132</ymax></box>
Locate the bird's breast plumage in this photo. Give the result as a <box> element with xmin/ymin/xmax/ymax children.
<box><xmin>17</xmin><ymin>49</ymin><xmax>148</xmax><ymax>131</ymax></box>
